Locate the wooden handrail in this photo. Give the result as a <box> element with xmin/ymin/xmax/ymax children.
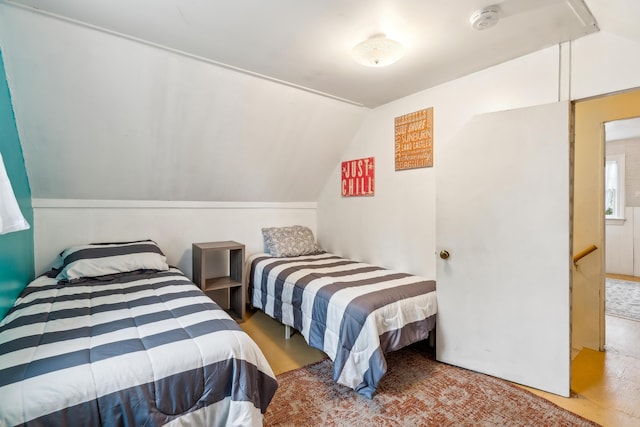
<box><xmin>573</xmin><ymin>244</ymin><xmax>598</xmax><ymax>267</ymax></box>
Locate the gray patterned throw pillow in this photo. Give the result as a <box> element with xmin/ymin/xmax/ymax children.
<box><xmin>262</xmin><ymin>225</ymin><xmax>321</xmax><ymax>257</ymax></box>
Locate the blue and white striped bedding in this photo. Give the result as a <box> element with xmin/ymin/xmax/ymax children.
<box><xmin>0</xmin><ymin>268</ymin><xmax>277</xmax><ymax>427</ymax></box>
<box><xmin>248</xmin><ymin>252</ymin><xmax>437</xmax><ymax>399</ymax></box>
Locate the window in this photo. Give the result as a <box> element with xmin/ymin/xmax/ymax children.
<box><xmin>605</xmin><ymin>154</ymin><xmax>625</xmax><ymax>219</ymax></box>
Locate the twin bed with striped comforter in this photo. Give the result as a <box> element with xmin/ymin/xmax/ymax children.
<box><xmin>0</xmin><ymin>241</ymin><xmax>277</xmax><ymax>427</ymax></box>
<box><xmin>248</xmin><ymin>252</ymin><xmax>437</xmax><ymax>398</ymax></box>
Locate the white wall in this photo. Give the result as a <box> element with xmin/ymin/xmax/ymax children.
<box><xmin>604</xmin><ymin>207</ymin><xmax>640</xmax><ymax>277</ymax></box>
<box><xmin>571</xmin><ymin>31</ymin><xmax>640</xmax><ymax>100</ymax></box>
<box><xmin>32</xmin><ymin>199</ymin><xmax>317</xmax><ymax>278</ymax></box>
<box><xmin>317</xmin><ymin>45</ymin><xmax>562</xmax><ymax>278</ymax></box>
<box><xmin>605</xmin><ymin>209</ymin><xmax>634</xmax><ymax>276</ymax></box>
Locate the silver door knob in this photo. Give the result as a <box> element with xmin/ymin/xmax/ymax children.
<box><xmin>440</xmin><ymin>250</ymin><xmax>450</xmax><ymax>259</ymax></box>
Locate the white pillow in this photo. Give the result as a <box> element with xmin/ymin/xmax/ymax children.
<box><xmin>261</xmin><ymin>226</ymin><xmax>321</xmax><ymax>257</ymax></box>
<box><xmin>56</xmin><ymin>240</ymin><xmax>169</xmax><ymax>281</ymax></box>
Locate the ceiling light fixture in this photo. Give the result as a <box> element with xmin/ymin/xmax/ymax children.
<box><xmin>352</xmin><ymin>34</ymin><xmax>404</xmax><ymax>67</ymax></box>
<box><xmin>470</xmin><ymin>5</ymin><xmax>501</xmax><ymax>30</ymax></box>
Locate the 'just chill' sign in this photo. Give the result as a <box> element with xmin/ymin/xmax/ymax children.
<box><xmin>341</xmin><ymin>157</ymin><xmax>375</xmax><ymax>197</ymax></box>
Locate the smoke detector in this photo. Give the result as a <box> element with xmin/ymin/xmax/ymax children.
<box><xmin>470</xmin><ymin>5</ymin><xmax>501</xmax><ymax>30</ymax></box>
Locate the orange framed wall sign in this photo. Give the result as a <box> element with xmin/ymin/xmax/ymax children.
<box><xmin>395</xmin><ymin>107</ymin><xmax>433</xmax><ymax>170</ymax></box>
<box><xmin>341</xmin><ymin>157</ymin><xmax>375</xmax><ymax>197</ymax></box>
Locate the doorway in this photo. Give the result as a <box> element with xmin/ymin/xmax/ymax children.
<box><xmin>573</xmin><ymin>88</ymin><xmax>640</xmax><ymax>355</ymax></box>
<box><xmin>603</xmin><ymin>116</ymin><xmax>640</xmax><ymax>358</ymax></box>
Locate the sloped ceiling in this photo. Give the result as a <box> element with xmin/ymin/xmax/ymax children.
<box><xmin>0</xmin><ymin>0</ymin><xmax>637</xmax><ymax>203</ymax></box>
<box><xmin>2</xmin><ymin>0</ymin><xmax>600</xmax><ymax>108</ymax></box>
<box><xmin>0</xmin><ymin>4</ymin><xmax>366</xmax><ymax>202</ymax></box>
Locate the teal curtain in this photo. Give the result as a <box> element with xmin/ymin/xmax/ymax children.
<box><xmin>0</xmin><ymin>50</ymin><xmax>34</xmax><ymax>319</ymax></box>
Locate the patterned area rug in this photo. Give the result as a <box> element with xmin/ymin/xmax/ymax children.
<box><xmin>606</xmin><ymin>278</ymin><xmax>640</xmax><ymax>321</ymax></box>
<box><xmin>264</xmin><ymin>344</ymin><xmax>599</xmax><ymax>427</ymax></box>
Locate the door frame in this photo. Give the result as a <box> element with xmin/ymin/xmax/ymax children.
<box><xmin>573</xmin><ymin>87</ymin><xmax>640</xmax><ymax>352</ymax></box>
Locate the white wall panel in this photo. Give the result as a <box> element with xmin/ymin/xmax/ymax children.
<box><xmin>33</xmin><ymin>199</ymin><xmax>316</xmax><ymax>277</ymax></box>
<box><xmin>571</xmin><ymin>31</ymin><xmax>640</xmax><ymax>100</ymax></box>
<box><xmin>605</xmin><ymin>208</ymin><xmax>634</xmax><ymax>275</ymax></box>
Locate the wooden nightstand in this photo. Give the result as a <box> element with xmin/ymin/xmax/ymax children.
<box><xmin>192</xmin><ymin>241</ymin><xmax>245</xmax><ymax>322</ymax></box>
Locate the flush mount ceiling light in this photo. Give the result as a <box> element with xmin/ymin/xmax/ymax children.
<box><xmin>470</xmin><ymin>5</ymin><xmax>501</xmax><ymax>30</ymax></box>
<box><xmin>352</xmin><ymin>34</ymin><xmax>404</xmax><ymax>67</ymax></box>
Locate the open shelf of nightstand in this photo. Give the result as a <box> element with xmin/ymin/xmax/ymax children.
<box><xmin>192</xmin><ymin>241</ymin><xmax>245</xmax><ymax>322</ymax></box>
<box><xmin>203</xmin><ymin>276</ymin><xmax>242</xmax><ymax>291</ymax></box>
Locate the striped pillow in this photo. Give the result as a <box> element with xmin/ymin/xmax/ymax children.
<box><xmin>56</xmin><ymin>240</ymin><xmax>169</xmax><ymax>281</ymax></box>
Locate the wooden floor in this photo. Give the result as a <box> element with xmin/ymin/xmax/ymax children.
<box><xmin>524</xmin><ymin>314</ymin><xmax>640</xmax><ymax>426</ymax></box>
<box><xmin>241</xmin><ymin>309</ymin><xmax>640</xmax><ymax>427</ymax></box>
<box><xmin>240</xmin><ymin>310</ymin><xmax>326</xmax><ymax>375</ymax></box>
